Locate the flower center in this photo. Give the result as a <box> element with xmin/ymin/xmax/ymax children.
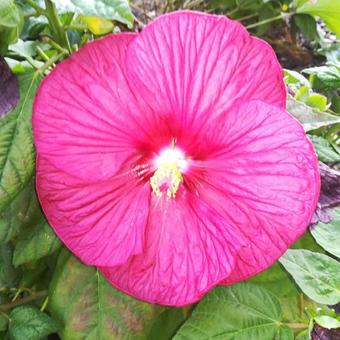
<box><xmin>150</xmin><ymin>147</ymin><xmax>187</xmax><ymax>199</ymax></box>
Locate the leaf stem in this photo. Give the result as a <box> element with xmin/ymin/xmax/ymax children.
<box><xmin>0</xmin><ymin>291</ymin><xmax>48</xmax><ymax>312</ymax></box>
<box><xmin>44</xmin><ymin>0</ymin><xmax>71</xmax><ymax>53</ymax></box>
<box><xmin>38</xmin><ymin>52</ymin><xmax>65</xmax><ymax>74</ymax></box>
<box><xmin>36</xmin><ymin>46</ymin><xmax>50</xmax><ymax>62</ymax></box>
<box><xmin>285</xmin><ymin>322</ymin><xmax>308</xmax><ymax>329</ymax></box>
<box><xmin>11</xmin><ymin>288</ymin><xmax>22</xmax><ymax>302</ymax></box>
<box><xmin>0</xmin><ymin>310</ymin><xmax>10</xmax><ymax>320</ymax></box>
<box><xmin>236</xmin><ymin>13</ymin><xmax>258</xmax><ymax>22</ymax></box>
<box><xmin>246</xmin><ymin>14</ymin><xmax>283</xmax><ymax>29</ymax></box>
<box><xmin>40</xmin><ymin>296</ymin><xmax>49</xmax><ymax>312</ymax></box>
<box><xmin>25</xmin><ymin>0</ymin><xmax>46</xmax><ymax>15</ymax></box>
<box><xmin>40</xmin><ymin>36</ymin><xmax>69</xmax><ymax>54</ymax></box>
<box><xmin>226</xmin><ymin>7</ymin><xmax>239</xmax><ymax>17</ymax></box>
<box><xmin>64</xmin><ymin>24</ymin><xmax>88</xmax><ymax>31</ymax></box>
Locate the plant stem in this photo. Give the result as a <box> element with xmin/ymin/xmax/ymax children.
<box><xmin>11</xmin><ymin>288</ymin><xmax>22</xmax><ymax>302</ymax></box>
<box><xmin>36</xmin><ymin>46</ymin><xmax>50</xmax><ymax>62</ymax></box>
<box><xmin>226</xmin><ymin>7</ymin><xmax>239</xmax><ymax>17</ymax></box>
<box><xmin>285</xmin><ymin>322</ymin><xmax>308</xmax><ymax>330</ymax></box>
<box><xmin>64</xmin><ymin>24</ymin><xmax>88</xmax><ymax>31</ymax></box>
<box><xmin>40</xmin><ymin>297</ymin><xmax>49</xmax><ymax>312</ymax></box>
<box><xmin>236</xmin><ymin>13</ymin><xmax>258</xmax><ymax>22</ymax></box>
<box><xmin>44</xmin><ymin>0</ymin><xmax>71</xmax><ymax>53</ymax></box>
<box><xmin>0</xmin><ymin>291</ymin><xmax>48</xmax><ymax>312</ymax></box>
<box><xmin>25</xmin><ymin>0</ymin><xmax>46</xmax><ymax>15</ymax></box>
<box><xmin>0</xmin><ymin>310</ymin><xmax>10</xmax><ymax>320</ymax></box>
<box><xmin>246</xmin><ymin>14</ymin><xmax>283</xmax><ymax>29</ymax></box>
<box><xmin>38</xmin><ymin>52</ymin><xmax>65</xmax><ymax>73</ymax></box>
<box><xmin>40</xmin><ymin>36</ymin><xmax>69</xmax><ymax>54</ymax></box>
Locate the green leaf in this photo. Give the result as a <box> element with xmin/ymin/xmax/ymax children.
<box><xmin>314</xmin><ymin>315</ymin><xmax>340</xmax><ymax>329</ymax></box>
<box><xmin>80</xmin><ymin>16</ymin><xmax>114</xmax><ymax>34</ymax></box>
<box><xmin>305</xmin><ymin>93</ymin><xmax>328</xmax><ymax>111</ymax></box>
<box><xmin>49</xmin><ymin>250</ymin><xmax>163</xmax><ymax>339</ymax></box>
<box><xmin>296</xmin><ymin>0</ymin><xmax>340</xmax><ymax>38</ymax></box>
<box><xmin>173</xmin><ymin>283</ymin><xmax>294</xmax><ymax>340</ymax></box>
<box><xmin>0</xmin><ymin>243</ymin><xmax>21</xmax><ymax>288</ymax></box>
<box><xmin>275</xmin><ymin>327</ymin><xmax>295</xmax><ymax>339</ymax></box>
<box><xmin>293</xmin><ymin>13</ymin><xmax>319</xmax><ymax>41</ymax></box>
<box><xmin>256</xmin><ymin>3</ymin><xmax>276</xmax><ymax>36</ymax></box>
<box><xmin>8</xmin><ymin>40</ymin><xmax>49</xmax><ymax>68</ymax></box>
<box><xmin>4</xmin><ymin>58</ymin><xmax>36</xmax><ymax>74</ymax></box>
<box><xmin>52</xmin><ymin>0</ymin><xmax>134</xmax><ymax>27</ymax></box>
<box><xmin>284</xmin><ymin>69</ymin><xmax>310</xmax><ymax>87</ymax></box>
<box><xmin>291</xmin><ymin>230</ymin><xmax>325</xmax><ymax>253</ymax></box>
<box><xmin>236</xmin><ymin>0</ymin><xmax>263</xmax><ymax>11</ymax></box>
<box><xmin>0</xmin><ymin>72</ymin><xmax>41</xmax><ymax>211</ymax></box>
<box><xmin>0</xmin><ymin>0</ymin><xmax>23</xmax><ymax>53</ymax></box>
<box><xmin>311</xmin><ymin>208</ymin><xmax>340</xmax><ymax>258</ymax></box>
<box><xmin>287</xmin><ymin>96</ymin><xmax>340</xmax><ymax>131</ymax></box>
<box><xmin>148</xmin><ymin>308</ymin><xmax>186</xmax><ymax>340</ymax></box>
<box><xmin>9</xmin><ymin>306</ymin><xmax>59</xmax><ymax>340</ymax></box>
<box><xmin>280</xmin><ymin>295</ymin><xmax>316</xmax><ymax>324</ymax></box>
<box><xmin>280</xmin><ymin>249</ymin><xmax>340</xmax><ymax>305</ymax></box>
<box><xmin>0</xmin><ymin>314</ymin><xmax>8</xmax><ymax>332</ymax></box>
<box><xmin>295</xmin><ymin>85</ymin><xmax>310</xmax><ymax>102</ymax></box>
<box><xmin>303</xmin><ymin>65</ymin><xmax>340</xmax><ymax>92</ymax></box>
<box><xmin>309</xmin><ymin>135</ymin><xmax>340</xmax><ymax>163</ymax></box>
<box><xmin>331</xmin><ymin>95</ymin><xmax>340</xmax><ymax>114</ymax></box>
<box><xmin>248</xmin><ymin>262</ymin><xmax>299</xmax><ymax>298</ymax></box>
<box><xmin>13</xmin><ymin>218</ymin><xmax>61</xmax><ymax>267</ymax></box>
<box><xmin>0</xmin><ymin>180</ymin><xmax>40</xmax><ymax>243</ymax></box>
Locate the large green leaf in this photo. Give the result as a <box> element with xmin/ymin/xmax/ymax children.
<box><xmin>0</xmin><ymin>314</ymin><xmax>8</xmax><ymax>331</ymax></box>
<box><xmin>280</xmin><ymin>295</ymin><xmax>316</xmax><ymax>324</ymax></box>
<box><xmin>148</xmin><ymin>308</ymin><xmax>187</xmax><ymax>340</ymax></box>
<box><xmin>0</xmin><ymin>72</ymin><xmax>41</xmax><ymax>211</ymax></box>
<box><xmin>8</xmin><ymin>39</ymin><xmax>48</xmax><ymax>68</ymax></box>
<box><xmin>309</xmin><ymin>135</ymin><xmax>340</xmax><ymax>163</ymax></box>
<box><xmin>284</xmin><ymin>69</ymin><xmax>310</xmax><ymax>87</ymax></box>
<box><xmin>0</xmin><ymin>180</ymin><xmax>39</xmax><ymax>243</ymax></box>
<box><xmin>314</xmin><ymin>315</ymin><xmax>340</xmax><ymax>329</ymax></box>
<box><xmin>13</xmin><ymin>218</ymin><xmax>61</xmax><ymax>267</ymax></box>
<box><xmin>52</xmin><ymin>0</ymin><xmax>134</xmax><ymax>27</ymax></box>
<box><xmin>173</xmin><ymin>283</ymin><xmax>293</xmax><ymax>340</ymax></box>
<box><xmin>303</xmin><ymin>65</ymin><xmax>340</xmax><ymax>92</ymax></box>
<box><xmin>310</xmin><ymin>208</ymin><xmax>340</xmax><ymax>258</ymax></box>
<box><xmin>8</xmin><ymin>306</ymin><xmax>59</xmax><ymax>340</ymax></box>
<box><xmin>291</xmin><ymin>230</ymin><xmax>325</xmax><ymax>253</ymax></box>
<box><xmin>49</xmin><ymin>250</ymin><xmax>163</xmax><ymax>339</ymax></box>
<box><xmin>296</xmin><ymin>0</ymin><xmax>340</xmax><ymax>38</ymax></box>
<box><xmin>287</xmin><ymin>96</ymin><xmax>340</xmax><ymax>131</ymax></box>
<box><xmin>248</xmin><ymin>262</ymin><xmax>299</xmax><ymax>298</ymax></box>
<box><xmin>0</xmin><ymin>242</ymin><xmax>21</xmax><ymax>289</ymax></box>
<box><xmin>280</xmin><ymin>249</ymin><xmax>340</xmax><ymax>305</ymax></box>
<box><xmin>293</xmin><ymin>14</ymin><xmax>319</xmax><ymax>41</ymax></box>
<box><xmin>0</xmin><ymin>0</ymin><xmax>23</xmax><ymax>52</ymax></box>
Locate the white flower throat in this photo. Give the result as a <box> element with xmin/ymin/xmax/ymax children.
<box><xmin>150</xmin><ymin>147</ymin><xmax>188</xmax><ymax>199</ymax></box>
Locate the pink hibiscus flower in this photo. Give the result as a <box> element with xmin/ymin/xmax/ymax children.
<box><xmin>33</xmin><ymin>11</ymin><xmax>320</xmax><ymax>306</ymax></box>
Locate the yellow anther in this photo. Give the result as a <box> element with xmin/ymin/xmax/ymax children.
<box><xmin>150</xmin><ymin>162</ymin><xmax>183</xmax><ymax>199</ymax></box>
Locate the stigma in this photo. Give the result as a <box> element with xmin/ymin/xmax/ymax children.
<box><xmin>150</xmin><ymin>147</ymin><xmax>187</xmax><ymax>199</ymax></box>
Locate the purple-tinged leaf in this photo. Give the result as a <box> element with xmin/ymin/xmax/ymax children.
<box><xmin>0</xmin><ymin>57</ymin><xmax>19</xmax><ymax>117</ymax></box>
<box><xmin>311</xmin><ymin>324</ymin><xmax>340</xmax><ymax>339</ymax></box>
<box><xmin>311</xmin><ymin>162</ymin><xmax>340</xmax><ymax>225</ymax></box>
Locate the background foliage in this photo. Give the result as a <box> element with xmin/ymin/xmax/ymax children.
<box><xmin>0</xmin><ymin>0</ymin><xmax>340</xmax><ymax>339</ymax></box>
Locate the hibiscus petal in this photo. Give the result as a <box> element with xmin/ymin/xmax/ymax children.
<box><xmin>126</xmin><ymin>11</ymin><xmax>285</xmax><ymax>130</ymax></box>
<box><xmin>36</xmin><ymin>156</ymin><xmax>150</xmax><ymax>266</ymax></box>
<box><xmin>100</xmin><ymin>192</ymin><xmax>237</xmax><ymax>306</ymax></box>
<box><xmin>33</xmin><ymin>33</ymin><xmax>143</xmax><ymax>181</ymax></box>
<box><xmin>196</xmin><ymin>100</ymin><xmax>320</xmax><ymax>284</ymax></box>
